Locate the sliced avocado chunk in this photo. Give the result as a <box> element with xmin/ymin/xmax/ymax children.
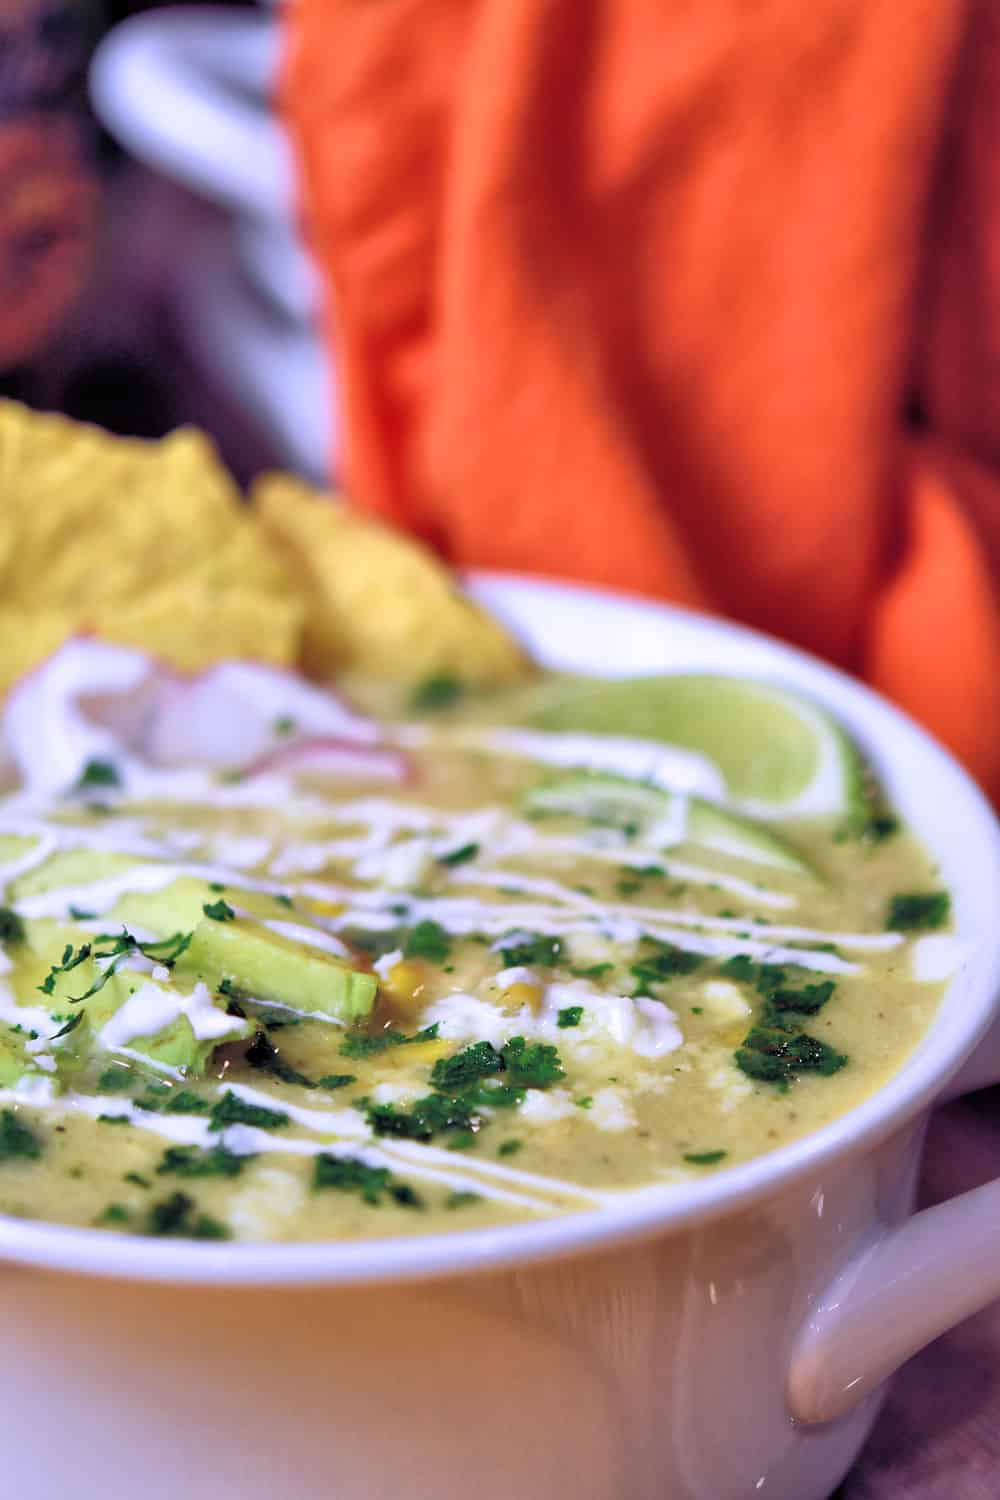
<box><xmin>10</xmin><ymin>848</ymin><xmax>141</xmax><ymax>902</ymax></box>
<box><xmin>176</xmin><ymin>917</ymin><xmax>376</xmax><ymax>1023</ymax></box>
<box><xmin>523</xmin><ymin>772</ymin><xmax>814</xmax><ymax>876</ymax></box>
<box><xmin>113</xmin><ymin>876</ymin><xmax>290</xmax><ymax>937</ymax></box>
<box><xmin>88</xmin><ymin>978</ymin><xmax>250</xmax><ymax>1075</ymax></box>
<box><xmin>0</xmin><ymin>1029</ymin><xmax>31</xmax><ymax>1087</ymax></box>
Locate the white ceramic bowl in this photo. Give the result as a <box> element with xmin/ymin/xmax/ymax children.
<box><xmin>5</xmin><ymin>575</ymin><xmax>1000</xmax><ymax>1500</ymax></box>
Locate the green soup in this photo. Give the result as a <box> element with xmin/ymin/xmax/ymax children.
<box><xmin>0</xmin><ymin>678</ymin><xmax>951</xmax><ymax>1243</ymax></box>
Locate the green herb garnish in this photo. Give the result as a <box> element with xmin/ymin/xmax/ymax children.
<box><xmin>497</xmin><ymin>932</ymin><xmax>563</xmax><ymax>968</ymax></box>
<box><xmin>430</xmin><ymin>1041</ymin><xmax>504</xmax><ymax>1091</ymax></box>
<box><xmin>157</xmin><ymin>1145</ymin><xmax>250</xmax><ymax>1178</ymax></box>
<box><xmin>207</xmin><ymin>1092</ymin><xmax>290</xmax><ymax>1132</ymax></box>
<box><xmin>411</xmin><ymin>675</ymin><xmax>465</xmax><ymax>712</ymax></box>
<box><xmin>202</xmin><ymin>899</ymin><xmax>236</xmax><ymax>923</ymax></box>
<box><xmin>339</xmin><ymin>1023</ymin><xmax>439</xmax><ymax>1059</ymax></box>
<box><xmin>73</xmin><ymin>758</ymin><xmax>121</xmax><ymax>792</ymax></box>
<box><xmin>0</xmin><ymin>1109</ymin><xmax>41</xmax><ymax>1160</ymax></box>
<box><xmin>437</xmin><ymin>842</ymin><xmax>480</xmax><ymax>867</ymax></box>
<box><xmin>556</xmin><ymin>1005</ymin><xmax>584</xmax><ymax>1029</ymax></box>
<box><xmin>0</xmin><ymin>908</ymin><xmax>25</xmax><ymax>944</ymax></box>
<box><xmin>403</xmin><ymin>920</ymin><xmax>451</xmax><ymax>964</ymax></box>
<box><xmin>312</xmin><ymin>1153</ymin><xmax>423</xmax><ymax>1207</ymax></box>
<box><xmin>683</xmin><ymin>1150</ymin><xmax>728</xmax><ymax>1166</ymax></box>
<box><xmin>631</xmin><ymin>941</ymin><xmax>703</xmax><ymax>994</ymax></box>
<box><xmin>887</xmin><ymin>891</ymin><xmax>951</xmax><ymax>931</ymax></box>
<box><xmin>147</xmin><ymin>1191</ymin><xmax>230</xmax><ymax>1239</ymax></box>
<box><xmin>501</xmin><ymin>1035</ymin><xmax>565</xmax><ymax>1089</ymax></box>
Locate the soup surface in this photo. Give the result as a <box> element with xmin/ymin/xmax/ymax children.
<box><xmin>0</xmin><ymin>666</ymin><xmax>953</xmax><ymax>1243</ymax></box>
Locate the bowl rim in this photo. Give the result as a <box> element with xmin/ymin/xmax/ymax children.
<box><xmin>3</xmin><ymin>571</ymin><xmax>1000</xmax><ymax>1286</ymax></box>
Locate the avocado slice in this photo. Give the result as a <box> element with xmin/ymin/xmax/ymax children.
<box><xmin>176</xmin><ymin>916</ymin><xmax>376</xmax><ymax>1024</ymax></box>
<box><xmin>18</xmin><ymin>919</ymin><xmax>249</xmax><ymax>1077</ymax></box>
<box><xmin>0</xmin><ymin>1029</ymin><xmax>31</xmax><ymax>1087</ymax></box>
<box><xmin>10</xmin><ymin>848</ymin><xmax>140</xmax><ymax>902</ymax></box>
<box><xmin>87</xmin><ymin>978</ymin><xmax>251</xmax><ymax>1074</ymax></box>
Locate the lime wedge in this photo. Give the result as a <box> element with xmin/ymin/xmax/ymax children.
<box><xmin>523</xmin><ymin>772</ymin><xmax>814</xmax><ymax>875</ymax></box>
<box><xmin>477</xmin><ymin>675</ymin><xmax>868</xmax><ymax>822</ymax></box>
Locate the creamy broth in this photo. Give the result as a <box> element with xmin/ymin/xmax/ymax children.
<box><xmin>0</xmin><ymin>693</ymin><xmax>951</xmax><ymax>1243</ymax></box>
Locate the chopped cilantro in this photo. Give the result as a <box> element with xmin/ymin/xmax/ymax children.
<box><xmin>318</xmin><ymin>1073</ymin><xmax>356</xmax><ymax>1090</ymax></box>
<box><xmin>190</xmin><ymin>1215</ymin><xmax>231</xmax><ymax>1240</ymax></box>
<box><xmin>575</xmin><ymin>1096</ymin><xmax>593</xmax><ymax>1109</ymax></box>
<box><xmin>73</xmin><ymin>758</ymin><xmax>121</xmax><ymax>792</ymax></box>
<box><xmin>557</xmin><ymin>1005</ymin><xmax>584</xmax><ymax>1029</ymax></box>
<box><xmin>208</xmin><ymin>1091</ymin><xmax>290</xmax><ymax>1132</ymax></box>
<box><xmin>339</xmin><ymin>1023</ymin><xmax>439</xmax><ymax>1059</ymax></box>
<box><xmin>719</xmin><ymin>954</ymin><xmax>758</xmax><ymax>983</ymax></box>
<box><xmin>245</xmin><ymin>1030</ymin><xmax>317</xmax><ymax>1089</ymax></box>
<box><xmin>97</xmin><ymin>1114</ymin><xmax>131</xmax><ymax>1125</ymax></box>
<box><xmin>203</xmin><ymin>899</ymin><xmax>236</xmax><ymax>923</ymax></box>
<box><xmin>97</xmin><ymin>1067</ymin><xmax>133</xmax><ymax>1094</ymax></box>
<box><xmin>403</xmin><ymin>920</ymin><xmax>451</xmax><ymax>963</ymax></box>
<box><xmin>766</xmin><ymin>980</ymin><xmax>836</xmax><ymax>1015</ymax></box>
<box><xmin>501</xmin><ymin>1035</ymin><xmax>565</xmax><ymax>1089</ymax></box>
<box><xmin>0</xmin><ymin>1109</ymin><xmax>41</xmax><ymax>1160</ymax></box>
<box><xmin>124</xmin><ymin>1171</ymin><xmax>151</xmax><ymax>1188</ymax></box>
<box><xmin>68</xmin><ymin>905</ymin><xmax>96</xmax><ymax>921</ymax></box>
<box><xmin>0</xmin><ymin>908</ymin><xmax>24</xmax><ymax>944</ymax></box>
<box><xmin>411</xmin><ymin>675</ymin><xmax>465</xmax><ymax>712</ymax></box>
<box><xmin>38</xmin><ymin>939</ymin><xmax>92</xmax><ymax>996</ymax></box>
<box><xmin>887</xmin><ymin>891</ymin><xmax>950</xmax><ymax>931</ymax></box>
<box><xmin>98</xmin><ymin>1203</ymin><xmax>130</xmax><ymax>1225</ymax></box>
<box><xmin>498</xmin><ymin>1139</ymin><xmax>522</xmax><ymax>1157</ymax></box>
<box><xmin>446</xmin><ymin>1191</ymin><xmax>481</xmax><ymax>1209</ymax></box>
<box><xmin>273</xmin><ymin>715</ymin><xmax>296</xmax><ymax>737</ymax></box>
<box><xmin>437</xmin><ymin>842</ymin><xmax>480</xmax><ymax>867</ymax></box>
<box><xmin>631</xmin><ymin>941</ymin><xmax>703</xmax><ymax>994</ymax></box>
<box><xmin>163</xmin><ymin>1090</ymin><xmax>211</xmax><ymax>1115</ymax></box>
<box><xmin>50</xmin><ymin>1010</ymin><xmax>85</xmax><ymax>1039</ymax></box>
<box><xmin>497</xmin><ymin>932</ymin><xmax>563</xmax><ymax>968</ymax></box>
<box><xmin>313</xmin><ymin>1152</ymin><xmax>423</xmax><ymax>1207</ymax></box>
<box><xmin>430</xmin><ymin>1041</ymin><xmax>504</xmax><ymax>1091</ymax></box>
<box><xmin>157</xmin><ymin>1145</ymin><xmax>249</xmax><ymax>1178</ymax></box>
<box><xmin>362</xmin><ymin>1091</ymin><xmax>480</xmax><ymax>1142</ymax></box>
<box><xmin>147</xmin><ymin>1192</ymin><xmax>230</xmax><ymax>1239</ymax></box>
<box><xmin>570</xmin><ymin>962</ymin><xmax>614</xmax><ymax>979</ymax></box>
<box><xmin>735</xmin><ymin>1018</ymin><xmax>847</xmax><ymax>1086</ymax></box>
<box><xmin>683</xmin><ymin>1150</ymin><xmax>728</xmax><ymax>1166</ymax></box>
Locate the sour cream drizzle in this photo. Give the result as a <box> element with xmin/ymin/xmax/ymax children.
<box><xmin>0</xmin><ymin>1080</ymin><xmax>607</xmax><ymax>1214</ymax></box>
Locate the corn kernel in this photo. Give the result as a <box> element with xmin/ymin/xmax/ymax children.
<box><xmin>385</xmin><ymin>960</ymin><xmax>426</xmax><ymax>1003</ymax></box>
<box><xmin>503</xmin><ymin>981</ymin><xmax>542</xmax><ymax>1010</ymax></box>
<box><xmin>304</xmin><ymin>898</ymin><xmax>344</xmax><ymax>918</ymax></box>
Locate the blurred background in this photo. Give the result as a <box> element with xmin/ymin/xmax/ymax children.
<box><xmin>0</xmin><ymin>0</ymin><xmax>330</xmax><ymax>485</ymax></box>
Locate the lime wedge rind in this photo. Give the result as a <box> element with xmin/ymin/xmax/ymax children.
<box><xmin>523</xmin><ymin>771</ymin><xmax>815</xmax><ymax>876</ymax></box>
<box><xmin>453</xmin><ymin>673</ymin><xmax>870</xmax><ymax>825</ymax></box>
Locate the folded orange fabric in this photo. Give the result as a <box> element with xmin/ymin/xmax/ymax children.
<box><xmin>283</xmin><ymin>0</ymin><xmax>1000</xmax><ymax>799</ymax></box>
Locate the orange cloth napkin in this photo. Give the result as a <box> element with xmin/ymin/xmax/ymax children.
<box><xmin>283</xmin><ymin>0</ymin><xmax>1000</xmax><ymax>801</ymax></box>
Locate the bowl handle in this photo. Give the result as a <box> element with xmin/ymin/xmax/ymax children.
<box><xmin>787</xmin><ymin>1172</ymin><xmax>1000</xmax><ymax>1424</ymax></box>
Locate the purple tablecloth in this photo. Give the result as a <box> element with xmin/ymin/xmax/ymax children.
<box><xmin>842</xmin><ymin>1086</ymin><xmax>1000</xmax><ymax>1497</ymax></box>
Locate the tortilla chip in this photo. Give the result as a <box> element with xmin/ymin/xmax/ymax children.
<box><xmin>0</xmin><ymin>401</ymin><xmax>301</xmax><ymax>676</ymax></box>
<box><xmin>93</xmin><ymin>582</ymin><xmax>302</xmax><ymax>673</ymax></box>
<box><xmin>0</xmin><ymin>607</ymin><xmax>81</xmax><ymax>695</ymax></box>
<box><xmin>252</xmin><ymin>474</ymin><xmax>531</xmax><ymax>684</ymax></box>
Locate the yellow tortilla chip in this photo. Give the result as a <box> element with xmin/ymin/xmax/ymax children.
<box><xmin>251</xmin><ymin>474</ymin><xmax>532</xmax><ymax>684</ymax></box>
<box><xmin>0</xmin><ymin>607</ymin><xmax>81</xmax><ymax>696</ymax></box>
<box><xmin>93</xmin><ymin>582</ymin><xmax>302</xmax><ymax>674</ymax></box>
<box><xmin>0</xmin><ymin>400</ymin><xmax>301</xmax><ymax>679</ymax></box>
